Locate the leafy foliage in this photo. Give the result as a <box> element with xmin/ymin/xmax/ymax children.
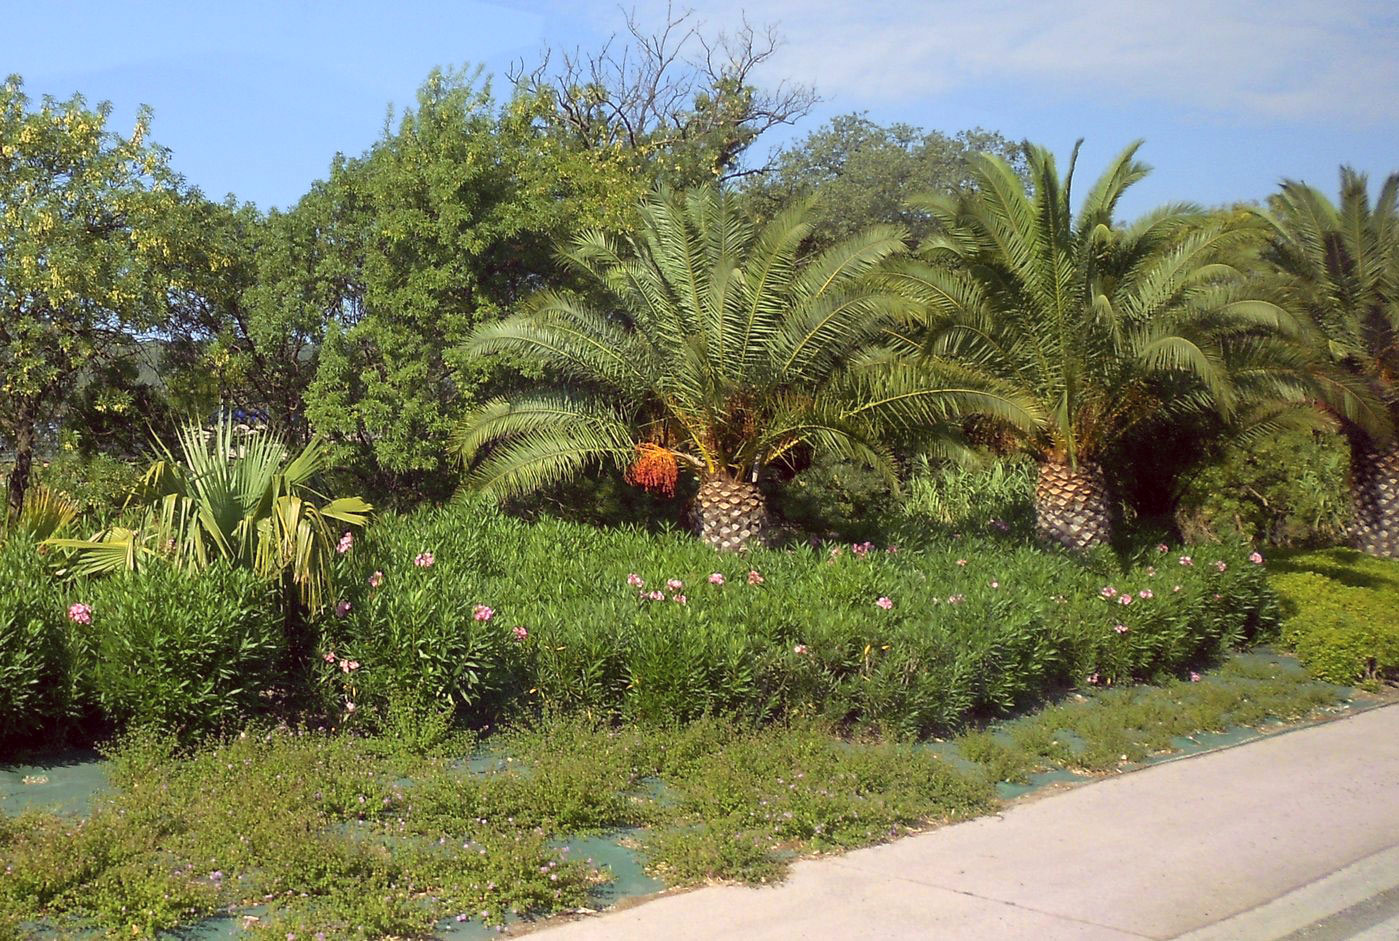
<box><xmin>1260</xmin><ymin>168</ymin><xmax>1399</xmax><ymax>442</ymax></box>
<box><xmin>0</xmin><ymin>535</ymin><xmax>75</xmax><ymax>742</ymax></box>
<box><xmin>75</xmin><ymin>561</ymin><xmax>283</xmax><ymax>738</ymax></box>
<box><xmin>55</xmin><ymin>420</ymin><xmax>371</xmax><ymax>615</ymax></box>
<box><xmin>454</xmin><ymin>185</ymin><xmax>1010</xmax><ymax>503</ymax></box>
<box><xmin>1270</xmin><ymin>548</ymin><xmax>1399</xmax><ymax>686</ymax></box>
<box><xmin>896</xmin><ymin>140</ymin><xmax>1299</xmax><ymax>468</ymax></box>
<box><xmin>0</xmin><ymin>76</ymin><xmax>185</xmax><ymax>520</ymax></box>
<box><xmin>320</xmin><ymin>499</ymin><xmax>1274</xmax><ymax>736</ymax></box>
<box><xmin>743</xmin><ymin>114</ymin><xmax>1026</xmax><ymax>248</ymax></box>
<box><xmin>1175</xmin><ymin>429</ymin><xmax>1352</xmax><ymax>546</ymax></box>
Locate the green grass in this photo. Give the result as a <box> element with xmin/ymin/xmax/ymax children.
<box><xmin>0</xmin><ymin>652</ymin><xmax>1357</xmax><ymax>940</ymax></box>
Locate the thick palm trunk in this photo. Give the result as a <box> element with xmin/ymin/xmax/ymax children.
<box><xmin>1349</xmin><ymin>439</ymin><xmax>1399</xmax><ymax>558</ymax></box>
<box><xmin>694</xmin><ymin>472</ymin><xmax>768</xmax><ymax>552</ymax></box>
<box><xmin>1035</xmin><ymin>459</ymin><xmax>1113</xmax><ymax>551</ymax></box>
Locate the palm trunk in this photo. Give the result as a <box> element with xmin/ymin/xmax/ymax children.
<box><xmin>694</xmin><ymin>472</ymin><xmax>769</xmax><ymax>552</ymax></box>
<box><xmin>1035</xmin><ymin>459</ymin><xmax>1113</xmax><ymax>551</ymax></box>
<box><xmin>5</xmin><ymin>398</ymin><xmax>38</xmax><ymax>525</ymax></box>
<box><xmin>1349</xmin><ymin>438</ymin><xmax>1399</xmax><ymax>558</ymax></box>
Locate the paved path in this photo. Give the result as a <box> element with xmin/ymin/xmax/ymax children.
<box><xmin>530</xmin><ymin>705</ymin><xmax>1399</xmax><ymax>940</ymax></box>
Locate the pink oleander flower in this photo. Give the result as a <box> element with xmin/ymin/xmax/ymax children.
<box><xmin>414</xmin><ymin>551</ymin><xmax>435</xmax><ymax>568</ymax></box>
<box><xmin>1179</xmin><ymin>555</ymin><xmax>1194</xmax><ymax>566</ymax></box>
<box><xmin>512</xmin><ymin>626</ymin><xmax>528</xmax><ymax>641</ymax></box>
<box><xmin>886</xmin><ymin>545</ymin><xmax>899</xmax><ymax>554</ymax></box>
<box><xmin>875</xmin><ymin>596</ymin><xmax>893</xmax><ymax>610</ymax></box>
<box><xmin>794</xmin><ymin>644</ymin><xmax>809</xmax><ymax>655</ymax></box>
<box><xmin>339</xmin><ymin>658</ymin><xmax>359</xmax><ymax>673</ymax></box>
<box><xmin>627</xmin><ymin>573</ymin><xmax>644</xmax><ymax>588</ymax></box>
<box><xmin>708</xmin><ymin>572</ymin><xmax>725</xmax><ymax>585</ymax></box>
<box><xmin>1101</xmin><ymin>585</ymin><xmax>1118</xmax><ymax>598</ymax></box>
<box><xmin>646</xmin><ymin>589</ymin><xmax>665</xmax><ymax>601</ymax></box>
<box><xmin>1138</xmin><ymin>589</ymin><xmax>1154</xmax><ymax>600</ymax></box>
<box><xmin>1249</xmin><ymin>551</ymin><xmax>1264</xmax><ymax>564</ymax></box>
<box><xmin>336</xmin><ymin>531</ymin><xmax>354</xmax><ymax>555</ymax></box>
<box><xmin>1118</xmin><ymin>594</ymin><xmax>1133</xmax><ymax>606</ymax></box>
<box><xmin>335</xmin><ymin>600</ymin><xmax>352</xmax><ymax>618</ymax></box>
<box><xmin>1145</xmin><ymin>566</ymin><xmax>1157</xmax><ymax>577</ymax></box>
<box><xmin>989</xmin><ymin>580</ymin><xmax>1000</xmax><ymax>589</ymax></box>
<box><xmin>1157</xmin><ymin>543</ymin><xmax>1170</xmax><ymax>553</ymax></box>
<box><xmin>956</xmin><ymin>559</ymin><xmax>968</xmax><ymax>567</ymax></box>
<box><xmin>1087</xmin><ymin>673</ymin><xmax>1101</xmax><ymax>685</ymax></box>
<box><xmin>947</xmin><ymin>593</ymin><xmax>965</xmax><ymax>605</ymax></box>
<box><xmin>672</xmin><ymin>594</ymin><xmax>686</xmax><ymax>604</ymax></box>
<box><xmin>66</xmin><ymin>602</ymin><xmax>92</xmax><ymax>625</ymax></box>
<box><xmin>1190</xmin><ymin>671</ymin><xmax>1201</xmax><ymax>683</ymax></box>
<box><xmin>747</xmin><ymin>570</ymin><xmax>764</xmax><ymax>585</ymax></box>
<box><xmin>851</xmin><ymin>541</ymin><xmax>873</xmax><ymax>558</ymax></box>
<box><xmin>473</xmin><ymin>604</ymin><xmax>494</xmax><ymax>622</ymax></box>
<box><xmin>666</xmin><ymin>578</ymin><xmax>684</xmax><ymax>591</ymax></box>
<box><xmin>345</xmin><ymin>701</ymin><xmax>357</xmax><ymax>713</ymax></box>
<box><xmin>1114</xmin><ymin>623</ymin><xmax>1130</xmax><ymax>634</ymax></box>
<box><xmin>323</xmin><ymin>650</ymin><xmax>337</xmax><ymax>663</ymax></box>
<box><xmin>368</xmin><ymin>570</ymin><xmax>384</xmax><ymax>589</ymax></box>
<box><xmin>1214</xmin><ymin>560</ymin><xmax>1227</xmax><ymax>572</ymax></box>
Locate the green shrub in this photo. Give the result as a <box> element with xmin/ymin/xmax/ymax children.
<box><xmin>1270</xmin><ymin>549</ymin><xmax>1399</xmax><ymax>686</ymax></box>
<box><xmin>75</xmin><ymin>562</ymin><xmax>283</xmax><ymax>738</ymax></box>
<box><xmin>320</xmin><ymin>499</ymin><xmax>1275</xmax><ymax>736</ymax></box>
<box><xmin>895</xmin><ymin>456</ymin><xmax>1036</xmax><ymax>541</ymax></box>
<box><xmin>0</xmin><ymin>536</ymin><xmax>79</xmax><ymax>742</ymax></box>
<box><xmin>1175</xmin><ymin>430</ymin><xmax>1351</xmax><ymax>547</ymax></box>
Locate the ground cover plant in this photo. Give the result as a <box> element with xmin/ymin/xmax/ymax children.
<box><xmin>0</xmin><ymin>651</ymin><xmax>1361</xmax><ymax>940</ymax></box>
<box><xmin>1269</xmin><ymin>548</ymin><xmax>1399</xmax><ymax>686</ymax></box>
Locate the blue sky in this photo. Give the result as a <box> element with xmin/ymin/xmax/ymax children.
<box><xmin>5</xmin><ymin>0</ymin><xmax>1396</xmax><ymax>216</ymax></box>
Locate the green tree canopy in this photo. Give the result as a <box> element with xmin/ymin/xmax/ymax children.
<box><xmin>895</xmin><ymin>141</ymin><xmax>1296</xmax><ymax>548</ymax></box>
<box><xmin>0</xmin><ymin>75</ymin><xmax>185</xmax><ymax>521</ymax></box>
<box><xmin>1260</xmin><ymin>169</ymin><xmax>1399</xmax><ymax>556</ymax></box>
<box><xmin>743</xmin><ymin>114</ymin><xmax>1025</xmax><ymax>248</ymax></box>
<box><xmin>453</xmin><ymin>185</ymin><xmax>1025</xmax><ymax>549</ymax></box>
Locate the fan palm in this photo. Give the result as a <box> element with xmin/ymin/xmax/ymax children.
<box><xmin>1259</xmin><ymin>169</ymin><xmax>1399</xmax><ymax>556</ymax></box>
<box><xmin>54</xmin><ymin>420</ymin><xmax>372</xmax><ymax>613</ymax></box>
<box><xmin>893</xmin><ymin>141</ymin><xmax>1293</xmax><ymax>549</ymax></box>
<box><xmin>453</xmin><ymin>186</ymin><xmax>1028</xmax><ymax>550</ymax></box>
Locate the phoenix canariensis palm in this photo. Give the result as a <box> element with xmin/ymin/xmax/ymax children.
<box><xmin>1260</xmin><ymin>169</ymin><xmax>1399</xmax><ymax>556</ymax></box>
<box><xmin>53</xmin><ymin>420</ymin><xmax>372</xmax><ymax>614</ymax></box>
<box><xmin>892</xmin><ymin>141</ymin><xmax>1294</xmax><ymax>549</ymax></box>
<box><xmin>453</xmin><ymin>186</ymin><xmax>1027</xmax><ymax>550</ymax></box>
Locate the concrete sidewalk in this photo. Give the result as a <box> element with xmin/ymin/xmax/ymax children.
<box><xmin>531</xmin><ymin>705</ymin><xmax>1399</xmax><ymax>940</ymax></box>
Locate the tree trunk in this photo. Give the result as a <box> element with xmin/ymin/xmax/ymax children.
<box><xmin>5</xmin><ymin>398</ymin><xmax>38</xmax><ymax>525</ymax></box>
<box><xmin>1034</xmin><ymin>459</ymin><xmax>1113</xmax><ymax>551</ymax></box>
<box><xmin>694</xmin><ymin>472</ymin><xmax>769</xmax><ymax>552</ymax></box>
<box><xmin>1349</xmin><ymin>438</ymin><xmax>1399</xmax><ymax>558</ymax></box>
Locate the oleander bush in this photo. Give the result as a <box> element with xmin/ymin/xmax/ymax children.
<box><xmin>318</xmin><ymin>499</ymin><xmax>1275</xmax><ymax>737</ymax></box>
<box><xmin>1270</xmin><ymin>549</ymin><xmax>1399</xmax><ymax>687</ymax></box>
<box><xmin>71</xmin><ymin>561</ymin><xmax>284</xmax><ymax>739</ymax></box>
<box><xmin>0</xmin><ymin>535</ymin><xmax>77</xmax><ymax>742</ymax></box>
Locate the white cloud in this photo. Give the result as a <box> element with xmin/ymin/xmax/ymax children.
<box><xmin>620</xmin><ymin>0</ymin><xmax>1399</xmax><ymax>124</ymax></box>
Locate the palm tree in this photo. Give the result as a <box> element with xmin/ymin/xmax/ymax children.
<box><xmin>453</xmin><ymin>186</ymin><xmax>1025</xmax><ymax>550</ymax></box>
<box><xmin>55</xmin><ymin>420</ymin><xmax>372</xmax><ymax>613</ymax></box>
<box><xmin>1260</xmin><ymin>170</ymin><xmax>1399</xmax><ymax>557</ymax></box>
<box><xmin>892</xmin><ymin>141</ymin><xmax>1292</xmax><ymax>550</ymax></box>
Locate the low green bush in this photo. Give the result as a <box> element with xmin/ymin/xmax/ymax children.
<box><xmin>1175</xmin><ymin>430</ymin><xmax>1351</xmax><ymax>547</ymax></box>
<box><xmin>73</xmin><ymin>562</ymin><xmax>283</xmax><ymax>738</ymax></box>
<box><xmin>1270</xmin><ymin>549</ymin><xmax>1399</xmax><ymax>687</ymax></box>
<box><xmin>0</xmin><ymin>536</ymin><xmax>78</xmax><ymax>742</ymax></box>
<box><xmin>319</xmin><ymin>499</ymin><xmax>1275</xmax><ymax>736</ymax></box>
